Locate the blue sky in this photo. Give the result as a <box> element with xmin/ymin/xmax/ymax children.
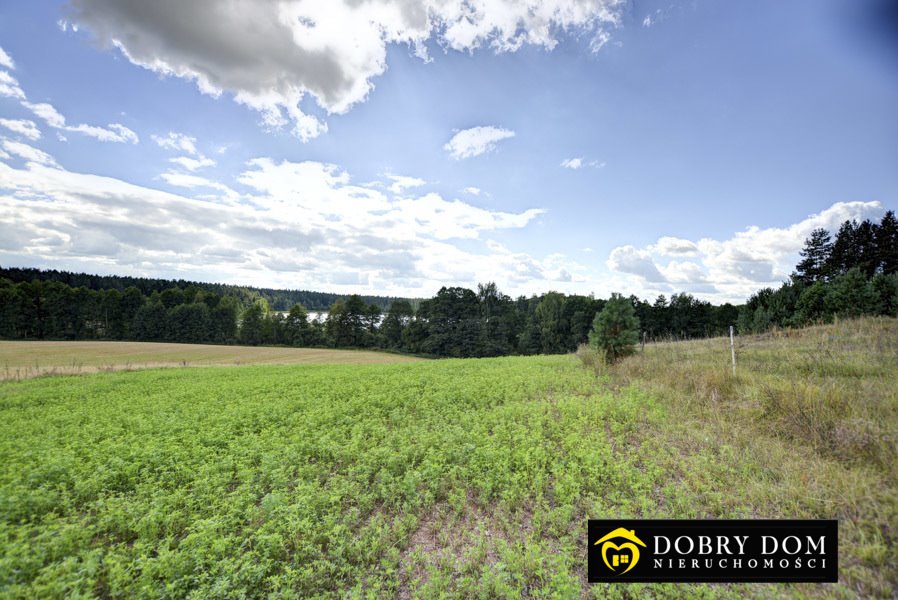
<box><xmin>0</xmin><ymin>0</ymin><xmax>895</xmax><ymax>303</ymax></box>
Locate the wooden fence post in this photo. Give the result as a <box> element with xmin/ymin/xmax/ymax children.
<box><xmin>729</xmin><ymin>325</ymin><xmax>736</xmax><ymax>377</ymax></box>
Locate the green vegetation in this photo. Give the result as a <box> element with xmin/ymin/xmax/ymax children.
<box><xmin>0</xmin><ymin>266</ymin><xmax>411</xmax><ymax>313</ymax></box>
<box><xmin>2</xmin><ymin>317</ymin><xmax>896</xmax><ymax>597</ymax></box>
<box><xmin>742</xmin><ymin>210</ymin><xmax>898</xmax><ymax>332</ymax></box>
<box><xmin>0</xmin><ymin>273</ymin><xmax>741</xmax><ymax>356</ymax></box>
<box><xmin>588</xmin><ymin>293</ymin><xmax>640</xmax><ymax>363</ymax></box>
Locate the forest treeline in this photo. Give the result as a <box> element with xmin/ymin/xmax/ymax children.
<box><xmin>740</xmin><ymin>210</ymin><xmax>898</xmax><ymax>332</ymax></box>
<box><xmin>1</xmin><ymin>211</ymin><xmax>895</xmax><ymax>357</ymax></box>
<box><xmin>0</xmin><ymin>267</ymin><xmax>408</xmax><ymax>312</ymax></box>
<box><xmin>0</xmin><ymin>276</ymin><xmax>738</xmax><ymax>357</ymax></box>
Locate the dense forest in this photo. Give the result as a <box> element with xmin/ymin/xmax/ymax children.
<box><xmin>1</xmin><ymin>211</ymin><xmax>896</xmax><ymax>357</ymax></box>
<box><xmin>0</xmin><ymin>267</ymin><xmax>409</xmax><ymax>312</ymax></box>
<box><xmin>739</xmin><ymin>210</ymin><xmax>898</xmax><ymax>332</ymax></box>
<box><xmin>0</xmin><ymin>274</ymin><xmax>738</xmax><ymax>357</ymax></box>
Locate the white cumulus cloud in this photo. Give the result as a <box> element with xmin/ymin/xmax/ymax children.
<box><xmin>66</xmin><ymin>0</ymin><xmax>623</xmax><ymax>141</ymax></box>
<box><xmin>444</xmin><ymin>126</ymin><xmax>515</xmax><ymax>159</ymax></box>
<box><xmin>0</xmin><ymin>144</ymin><xmax>556</xmax><ymax>296</ymax></box>
<box><xmin>606</xmin><ymin>201</ymin><xmax>886</xmax><ymax>302</ymax></box>
<box><xmin>607</xmin><ymin>245</ymin><xmax>667</xmax><ymax>283</ymax></box>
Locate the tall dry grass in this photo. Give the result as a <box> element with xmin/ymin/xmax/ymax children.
<box><xmin>578</xmin><ymin>316</ymin><xmax>898</xmax><ymax>597</ymax></box>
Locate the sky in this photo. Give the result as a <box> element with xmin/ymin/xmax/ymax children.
<box><xmin>0</xmin><ymin>0</ymin><xmax>896</xmax><ymax>304</ymax></box>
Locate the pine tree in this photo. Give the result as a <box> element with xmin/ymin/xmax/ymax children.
<box><xmin>855</xmin><ymin>219</ymin><xmax>879</xmax><ymax>276</ymax></box>
<box><xmin>588</xmin><ymin>293</ymin><xmax>640</xmax><ymax>363</ymax></box>
<box><xmin>794</xmin><ymin>228</ymin><xmax>833</xmax><ymax>284</ymax></box>
<box><xmin>877</xmin><ymin>210</ymin><xmax>898</xmax><ymax>275</ymax></box>
<box><xmin>826</xmin><ymin>219</ymin><xmax>859</xmax><ymax>277</ymax></box>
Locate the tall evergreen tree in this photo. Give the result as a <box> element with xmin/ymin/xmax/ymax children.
<box><xmin>855</xmin><ymin>219</ymin><xmax>880</xmax><ymax>277</ymax></box>
<box><xmin>877</xmin><ymin>210</ymin><xmax>898</xmax><ymax>275</ymax></box>
<box><xmin>794</xmin><ymin>228</ymin><xmax>833</xmax><ymax>284</ymax></box>
<box><xmin>826</xmin><ymin>219</ymin><xmax>860</xmax><ymax>276</ymax></box>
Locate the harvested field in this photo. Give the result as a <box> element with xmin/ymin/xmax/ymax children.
<box><xmin>0</xmin><ymin>341</ymin><xmax>422</xmax><ymax>379</ymax></box>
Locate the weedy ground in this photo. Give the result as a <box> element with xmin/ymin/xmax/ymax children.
<box><xmin>1</xmin><ymin>317</ymin><xmax>895</xmax><ymax>598</ymax></box>
<box><xmin>0</xmin><ymin>341</ymin><xmax>421</xmax><ymax>380</ymax></box>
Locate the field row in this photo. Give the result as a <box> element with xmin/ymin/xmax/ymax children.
<box><xmin>0</xmin><ymin>341</ymin><xmax>420</xmax><ymax>380</ymax></box>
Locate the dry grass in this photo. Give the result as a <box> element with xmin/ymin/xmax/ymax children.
<box><xmin>579</xmin><ymin>316</ymin><xmax>898</xmax><ymax>598</ymax></box>
<box><xmin>0</xmin><ymin>340</ymin><xmax>422</xmax><ymax>380</ymax></box>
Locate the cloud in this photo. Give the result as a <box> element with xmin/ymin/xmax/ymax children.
<box><xmin>236</xmin><ymin>158</ymin><xmax>544</xmax><ymax>239</ymax></box>
<box><xmin>560</xmin><ymin>157</ymin><xmax>605</xmax><ymax>169</ymax></box>
<box><xmin>22</xmin><ymin>101</ymin><xmax>138</xmax><ymax>143</ymax></box>
<box><xmin>0</xmin><ymin>47</ymin><xmax>14</xmax><ymax>70</ymax></box>
<box><xmin>642</xmin><ymin>8</ymin><xmax>668</xmax><ymax>28</ymax></box>
<box><xmin>0</xmin><ymin>70</ymin><xmax>25</xmax><ymax>100</ymax></box>
<box><xmin>159</xmin><ymin>170</ymin><xmax>237</xmax><ymax>201</ymax></box>
<box><xmin>392</xmin><ymin>193</ymin><xmax>545</xmax><ymax>240</ymax></box>
<box><xmin>23</xmin><ymin>102</ymin><xmax>65</xmax><ymax>128</ymax></box>
<box><xmin>444</xmin><ymin>126</ymin><xmax>515</xmax><ymax>159</ymax></box>
<box><xmin>67</xmin><ymin>1</ymin><xmax>623</xmax><ymax>140</ymax></box>
<box><xmin>0</xmin><ymin>119</ymin><xmax>41</xmax><ymax>141</ymax></box>
<box><xmin>154</xmin><ymin>133</ymin><xmax>216</xmax><ymax>171</ymax></box>
<box><xmin>652</xmin><ymin>236</ymin><xmax>699</xmax><ymax>256</ymax></box>
<box><xmin>70</xmin><ymin>123</ymin><xmax>138</xmax><ymax>143</ymax></box>
<box><xmin>607</xmin><ymin>245</ymin><xmax>667</xmax><ymax>282</ymax></box>
<box><xmin>0</xmin><ymin>48</ymin><xmax>25</xmax><ymax>99</ymax></box>
<box><xmin>1</xmin><ymin>146</ymin><xmax>558</xmax><ymax>296</ymax></box>
<box><xmin>607</xmin><ymin>201</ymin><xmax>885</xmax><ymax>302</ymax></box>
<box><xmin>1</xmin><ymin>139</ymin><xmax>58</xmax><ymax>167</ymax></box>
<box><xmin>462</xmin><ymin>186</ymin><xmax>481</xmax><ymax>195</ymax></box>
<box><xmin>386</xmin><ymin>174</ymin><xmax>426</xmax><ymax>194</ymax></box>
<box><xmin>662</xmin><ymin>261</ymin><xmax>707</xmax><ymax>284</ymax></box>
<box><xmin>169</xmin><ymin>156</ymin><xmax>215</xmax><ymax>171</ymax></box>
<box><xmin>152</xmin><ymin>132</ymin><xmax>198</xmax><ymax>155</ymax></box>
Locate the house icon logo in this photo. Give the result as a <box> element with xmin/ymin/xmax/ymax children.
<box><xmin>594</xmin><ymin>527</ymin><xmax>647</xmax><ymax>575</ymax></box>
